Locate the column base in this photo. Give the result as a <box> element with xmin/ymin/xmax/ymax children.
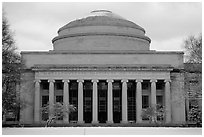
<box><xmin>92</xmin><ymin>121</ymin><xmax>99</xmax><ymax>124</ymax></box>
<box><xmin>77</xmin><ymin>121</ymin><xmax>84</xmax><ymax>124</ymax></box>
<box><xmin>120</xmin><ymin>121</ymin><xmax>129</xmax><ymax>124</ymax></box>
<box><xmin>106</xmin><ymin>121</ymin><xmax>113</xmax><ymax>124</ymax></box>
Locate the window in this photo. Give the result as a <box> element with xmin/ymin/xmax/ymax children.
<box><xmin>156</xmin><ymin>81</ymin><xmax>164</xmax><ymax>90</ymax></box>
<box><xmin>56</xmin><ymin>82</ymin><xmax>63</xmax><ymax>90</ymax></box>
<box><xmin>156</xmin><ymin>96</ymin><xmax>163</xmax><ymax>106</ymax></box>
<box><xmin>142</xmin><ymin>82</ymin><xmax>149</xmax><ymax>90</ymax></box>
<box><xmin>42</xmin><ymin>82</ymin><xmax>49</xmax><ymax>90</ymax></box>
<box><xmin>142</xmin><ymin>96</ymin><xmax>149</xmax><ymax>108</ymax></box>
<box><xmin>41</xmin><ymin>96</ymin><xmax>49</xmax><ymax>121</ymax></box>
<box><xmin>42</xmin><ymin>96</ymin><xmax>49</xmax><ymax>107</ymax></box>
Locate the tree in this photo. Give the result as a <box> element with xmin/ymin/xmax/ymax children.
<box><xmin>184</xmin><ymin>33</ymin><xmax>202</xmax><ymax>63</ymax></box>
<box><xmin>2</xmin><ymin>12</ymin><xmax>21</xmax><ymax>121</ymax></box>
<box><xmin>42</xmin><ymin>102</ymin><xmax>77</xmax><ymax>127</ymax></box>
<box><xmin>141</xmin><ymin>104</ymin><xmax>165</xmax><ymax>124</ymax></box>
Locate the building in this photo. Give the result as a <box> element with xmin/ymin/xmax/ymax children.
<box><xmin>20</xmin><ymin>10</ymin><xmax>186</xmax><ymax>125</ymax></box>
<box><xmin>184</xmin><ymin>63</ymin><xmax>202</xmax><ymax>121</ymax></box>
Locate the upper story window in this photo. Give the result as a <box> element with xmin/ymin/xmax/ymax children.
<box><xmin>42</xmin><ymin>81</ymin><xmax>49</xmax><ymax>90</ymax></box>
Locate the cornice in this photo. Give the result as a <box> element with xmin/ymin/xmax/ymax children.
<box><xmin>31</xmin><ymin>64</ymin><xmax>174</xmax><ymax>71</ymax></box>
<box><xmin>21</xmin><ymin>50</ymin><xmax>184</xmax><ymax>55</ymax></box>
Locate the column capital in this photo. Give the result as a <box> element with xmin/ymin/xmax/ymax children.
<box><xmin>150</xmin><ymin>79</ymin><xmax>157</xmax><ymax>83</ymax></box>
<box><xmin>164</xmin><ymin>79</ymin><xmax>171</xmax><ymax>83</ymax></box>
<box><xmin>48</xmin><ymin>79</ymin><xmax>55</xmax><ymax>83</ymax></box>
<box><xmin>121</xmin><ymin>79</ymin><xmax>128</xmax><ymax>83</ymax></box>
<box><xmin>107</xmin><ymin>79</ymin><xmax>113</xmax><ymax>83</ymax></box>
<box><xmin>77</xmin><ymin>79</ymin><xmax>84</xmax><ymax>83</ymax></box>
<box><xmin>34</xmin><ymin>79</ymin><xmax>41</xmax><ymax>83</ymax></box>
<box><xmin>62</xmin><ymin>79</ymin><xmax>70</xmax><ymax>83</ymax></box>
<box><xmin>92</xmin><ymin>79</ymin><xmax>99</xmax><ymax>83</ymax></box>
<box><xmin>136</xmin><ymin>79</ymin><xmax>143</xmax><ymax>83</ymax></box>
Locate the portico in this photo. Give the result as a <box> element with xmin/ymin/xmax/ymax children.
<box><xmin>33</xmin><ymin>66</ymin><xmax>172</xmax><ymax>124</ymax></box>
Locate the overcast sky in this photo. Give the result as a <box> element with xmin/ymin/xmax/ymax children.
<box><xmin>3</xmin><ymin>2</ymin><xmax>202</xmax><ymax>52</ymax></box>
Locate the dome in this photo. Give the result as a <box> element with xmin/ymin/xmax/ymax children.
<box><xmin>52</xmin><ymin>10</ymin><xmax>151</xmax><ymax>51</ymax></box>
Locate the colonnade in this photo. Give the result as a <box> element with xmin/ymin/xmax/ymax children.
<box><xmin>34</xmin><ymin>79</ymin><xmax>171</xmax><ymax>123</ymax></box>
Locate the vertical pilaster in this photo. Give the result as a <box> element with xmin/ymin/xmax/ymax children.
<box><xmin>92</xmin><ymin>79</ymin><xmax>99</xmax><ymax>124</ymax></box>
<box><xmin>165</xmin><ymin>79</ymin><xmax>171</xmax><ymax>123</ymax></box>
<box><xmin>107</xmin><ymin>79</ymin><xmax>113</xmax><ymax>124</ymax></box>
<box><xmin>34</xmin><ymin>79</ymin><xmax>41</xmax><ymax>123</ymax></box>
<box><xmin>136</xmin><ymin>79</ymin><xmax>143</xmax><ymax>123</ymax></box>
<box><xmin>48</xmin><ymin>79</ymin><xmax>55</xmax><ymax>119</ymax></box>
<box><xmin>121</xmin><ymin>79</ymin><xmax>128</xmax><ymax>123</ymax></box>
<box><xmin>77</xmin><ymin>79</ymin><xmax>84</xmax><ymax>123</ymax></box>
<box><xmin>63</xmin><ymin>79</ymin><xmax>70</xmax><ymax>123</ymax></box>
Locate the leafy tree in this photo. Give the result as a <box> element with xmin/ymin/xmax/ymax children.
<box><xmin>2</xmin><ymin>13</ymin><xmax>21</xmax><ymax>121</ymax></box>
<box><xmin>184</xmin><ymin>33</ymin><xmax>202</xmax><ymax>63</ymax></box>
<box><xmin>42</xmin><ymin>102</ymin><xmax>77</xmax><ymax>127</ymax></box>
<box><xmin>188</xmin><ymin>104</ymin><xmax>202</xmax><ymax>127</ymax></box>
<box><xmin>141</xmin><ymin>104</ymin><xmax>165</xmax><ymax>123</ymax></box>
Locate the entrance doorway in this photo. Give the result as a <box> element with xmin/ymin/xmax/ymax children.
<box><xmin>113</xmin><ymin>80</ymin><xmax>122</xmax><ymax>123</ymax></box>
<box><xmin>83</xmin><ymin>81</ymin><xmax>92</xmax><ymax>123</ymax></box>
<box><xmin>98</xmin><ymin>80</ymin><xmax>107</xmax><ymax>123</ymax></box>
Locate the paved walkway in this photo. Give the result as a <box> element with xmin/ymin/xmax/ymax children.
<box><xmin>2</xmin><ymin>127</ymin><xmax>202</xmax><ymax>135</ymax></box>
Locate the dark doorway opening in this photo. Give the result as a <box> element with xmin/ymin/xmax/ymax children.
<box><xmin>83</xmin><ymin>80</ymin><xmax>92</xmax><ymax>123</ymax></box>
<box><xmin>113</xmin><ymin>80</ymin><xmax>122</xmax><ymax>123</ymax></box>
<box><xmin>98</xmin><ymin>80</ymin><xmax>108</xmax><ymax>123</ymax></box>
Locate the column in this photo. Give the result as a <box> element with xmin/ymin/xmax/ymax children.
<box><xmin>107</xmin><ymin>79</ymin><xmax>113</xmax><ymax>124</ymax></box>
<box><xmin>150</xmin><ymin>79</ymin><xmax>157</xmax><ymax>122</ymax></box>
<box><xmin>150</xmin><ymin>79</ymin><xmax>157</xmax><ymax>107</ymax></box>
<box><xmin>48</xmin><ymin>79</ymin><xmax>55</xmax><ymax>119</ymax></box>
<box><xmin>34</xmin><ymin>79</ymin><xmax>41</xmax><ymax>123</ymax></box>
<box><xmin>77</xmin><ymin>79</ymin><xmax>84</xmax><ymax>123</ymax></box>
<box><xmin>92</xmin><ymin>79</ymin><xmax>99</xmax><ymax>124</ymax></box>
<box><xmin>136</xmin><ymin>79</ymin><xmax>143</xmax><ymax>123</ymax></box>
<box><xmin>121</xmin><ymin>79</ymin><xmax>128</xmax><ymax>123</ymax></box>
<box><xmin>165</xmin><ymin>79</ymin><xmax>171</xmax><ymax>123</ymax></box>
<box><xmin>63</xmin><ymin>79</ymin><xmax>70</xmax><ymax>123</ymax></box>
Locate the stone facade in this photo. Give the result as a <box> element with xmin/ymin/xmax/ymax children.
<box><xmin>20</xmin><ymin>10</ymin><xmax>186</xmax><ymax>125</ymax></box>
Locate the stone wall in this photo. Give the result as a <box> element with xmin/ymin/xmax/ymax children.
<box><xmin>170</xmin><ymin>72</ymin><xmax>186</xmax><ymax>123</ymax></box>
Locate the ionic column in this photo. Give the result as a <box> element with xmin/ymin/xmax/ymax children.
<box><xmin>107</xmin><ymin>79</ymin><xmax>113</xmax><ymax>124</ymax></box>
<box><xmin>121</xmin><ymin>79</ymin><xmax>128</xmax><ymax>123</ymax></box>
<box><xmin>48</xmin><ymin>79</ymin><xmax>55</xmax><ymax>118</ymax></box>
<box><xmin>165</xmin><ymin>79</ymin><xmax>171</xmax><ymax>123</ymax></box>
<box><xmin>136</xmin><ymin>79</ymin><xmax>143</xmax><ymax>123</ymax></box>
<box><xmin>63</xmin><ymin>79</ymin><xmax>70</xmax><ymax>123</ymax></box>
<box><xmin>77</xmin><ymin>79</ymin><xmax>84</xmax><ymax>123</ymax></box>
<box><xmin>150</xmin><ymin>79</ymin><xmax>157</xmax><ymax>107</ymax></box>
<box><xmin>34</xmin><ymin>79</ymin><xmax>41</xmax><ymax>123</ymax></box>
<box><xmin>92</xmin><ymin>79</ymin><xmax>99</xmax><ymax>124</ymax></box>
<box><xmin>150</xmin><ymin>79</ymin><xmax>157</xmax><ymax>122</ymax></box>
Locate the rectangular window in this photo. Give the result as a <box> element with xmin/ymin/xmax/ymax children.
<box><xmin>42</xmin><ymin>82</ymin><xmax>49</xmax><ymax>90</ymax></box>
<box><xmin>142</xmin><ymin>82</ymin><xmax>149</xmax><ymax>90</ymax></box>
<box><xmin>42</xmin><ymin>96</ymin><xmax>49</xmax><ymax>107</ymax></box>
<box><xmin>41</xmin><ymin>96</ymin><xmax>49</xmax><ymax>121</ymax></box>
<box><xmin>156</xmin><ymin>96</ymin><xmax>163</xmax><ymax>106</ymax></box>
<box><xmin>142</xmin><ymin>96</ymin><xmax>149</xmax><ymax>108</ymax></box>
<box><xmin>56</xmin><ymin>82</ymin><xmax>63</xmax><ymax>90</ymax></box>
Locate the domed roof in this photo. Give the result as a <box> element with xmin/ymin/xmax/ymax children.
<box><xmin>52</xmin><ymin>10</ymin><xmax>151</xmax><ymax>51</ymax></box>
<box><xmin>58</xmin><ymin>10</ymin><xmax>145</xmax><ymax>33</ymax></box>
